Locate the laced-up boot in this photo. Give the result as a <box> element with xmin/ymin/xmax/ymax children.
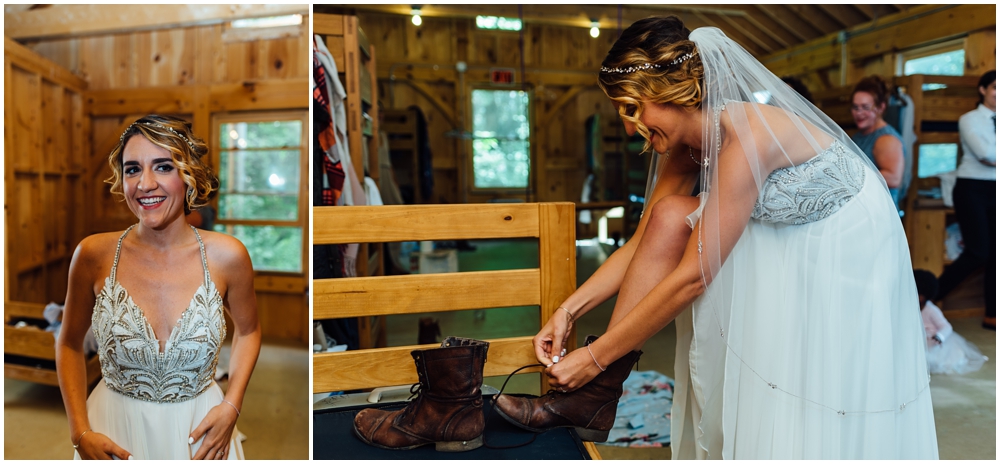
<box><xmin>493</xmin><ymin>335</ymin><xmax>640</xmax><ymax>442</ymax></box>
<box><xmin>353</xmin><ymin>337</ymin><xmax>489</xmax><ymax>451</ymax></box>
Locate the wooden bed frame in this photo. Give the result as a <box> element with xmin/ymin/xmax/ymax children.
<box><xmin>312</xmin><ymin>202</ymin><xmax>604</xmax><ymax>457</ymax></box>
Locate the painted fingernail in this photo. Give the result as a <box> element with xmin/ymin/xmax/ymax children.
<box><xmin>545</xmin><ymin>363</ymin><xmax>553</xmax><ymax>368</ymax></box>
<box><xmin>561</xmin><ymin>348</ymin><xmax>567</xmax><ymax>356</ymax></box>
<box><xmin>188</xmin><ymin>437</ymin><xmax>194</xmax><ymax>445</ymax></box>
<box><xmin>128</xmin><ymin>456</ymin><xmax>134</xmax><ymax>460</ymax></box>
<box><xmin>552</xmin><ymin>355</ymin><xmax>560</xmax><ymax>363</ymax></box>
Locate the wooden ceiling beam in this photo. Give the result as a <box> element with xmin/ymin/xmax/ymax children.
<box><xmin>755</xmin><ymin>5</ymin><xmax>820</xmax><ymax>42</ymax></box>
<box><xmin>726</xmin><ymin>6</ymin><xmax>795</xmax><ymax>49</ymax></box>
<box><xmin>783</xmin><ymin>5</ymin><xmax>842</xmax><ymax>36</ymax></box>
<box><xmin>5</xmin><ymin>4</ymin><xmax>309</xmax><ymax>40</ymax></box>
<box><xmin>816</xmin><ymin>4</ymin><xmax>869</xmax><ymax>30</ymax></box>
<box><xmin>719</xmin><ymin>15</ymin><xmax>779</xmax><ymax>54</ymax></box>
<box><xmin>853</xmin><ymin>5</ymin><xmax>876</xmax><ymax>21</ymax></box>
<box><xmin>693</xmin><ymin>12</ymin><xmax>764</xmax><ymax>56</ymax></box>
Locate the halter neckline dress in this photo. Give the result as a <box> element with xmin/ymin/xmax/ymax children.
<box><xmin>76</xmin><ymin>225</ymin><xmax>244</xmax><ymax>460</ymax></box>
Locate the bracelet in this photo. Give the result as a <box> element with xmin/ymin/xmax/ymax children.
<box><xmin>559</xmin><ymin>306</ymin><xmax>575</xmax><ymax>323</ymax></box>
<box><xmin>586</xmin><ymin>344</ymin><xmax>606</xmax><ymax>372</ymax></box>
<box><xmin>73</xmin><ymin>429</ymin><xmax>93</xmax><ymax>449</ymax></box>
<box><xmin>222</xmin><ymin>400</ymin><xmax>241</xmax><ymax>417</ymax></box>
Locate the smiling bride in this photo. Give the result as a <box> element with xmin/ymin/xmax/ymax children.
<box><xmin>56</xmin><ymin>115</ymin><xmax>261</xmax><ymax>460</ymax></box>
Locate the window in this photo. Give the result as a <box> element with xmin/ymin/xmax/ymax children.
<box><xmin>471</xmin><ymin>89</ymin><xmax>530</xmax><ymax>189</ymax></box>
<box><xmin>918</xmin><ymin>143</ymin><xmax>959</xmax><ymax>178</ymax></box>
<box><xmin>901</xmin><ymin>40</ymin><xmax>965</xmax><ymax>91</ymax></box>
<box><xmin>213</xmin><ymin>112</ymin><xmax>307</xmax><ymax>273</ymax></box>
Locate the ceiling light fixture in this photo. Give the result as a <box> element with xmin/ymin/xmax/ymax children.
<box><xmin>411</xmin><ymin>7</ymin><xmax>422</xmax><ymax>26</ymax></box>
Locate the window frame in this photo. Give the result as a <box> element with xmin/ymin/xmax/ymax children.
<box><xmin>896</xmin><ymin>38</ymin><xmax>966</xmax><ymax>77</ymax></box>
<box><xmin>466</xmin><ymin>86</ymin><xmax>534</xmax><ymax>194</ymax></box>
<box><xmin>211</xmin><ymin>110</ymin><xmax>309</xmax><ymax>276</ymax></box>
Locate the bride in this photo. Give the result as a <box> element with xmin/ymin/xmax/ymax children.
<box><xmin>56</xmin><ymin>115</ymin><xmax>261</xmax><ymax>460</ymax></box>
<box><xmin>494</xmin><ymin>17</ymin><xmax>937</xmax><ymax>459</ymax></box>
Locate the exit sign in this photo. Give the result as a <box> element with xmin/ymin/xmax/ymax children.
<box><xmin>490</xmin><ymin>67</ymin><xmax>516</xmax><ymax>85</ymax></box>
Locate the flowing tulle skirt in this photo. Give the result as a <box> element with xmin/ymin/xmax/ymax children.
<box><xmin>74</xmin><ymin>380</ymin><xmax>244</xmax><ymax>460</ymax></box>
<box><xmin>672</xmin><ymin>173</ymin><xmax>938</xmax><ymax>459</ymax></box>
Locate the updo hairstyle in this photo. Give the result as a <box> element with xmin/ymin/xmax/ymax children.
<box><xmin>597</xmin><ymin>16</ymin><xmax>703</xmax><ymax>154</ymax></box>
<box><xmin>107</xmin><ymin>115</ymin><xmax>219</xmax><ymax>214</ymax></box>
<box><xmin>852</xmin><ymin>75</ymin><xmax>891</xmax><ymax>111</ymax></box>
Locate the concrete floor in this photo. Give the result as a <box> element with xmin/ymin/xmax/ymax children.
<box><xmin>3</xmin><ymin>341</ymin><xmax>310</xmax><ymax>460</ymax></box>
<box><xmin>388</xmin><ymin>240</ymin><xmax>996</xmax><ymax>460</ymax></box>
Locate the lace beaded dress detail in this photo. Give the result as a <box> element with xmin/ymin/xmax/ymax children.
<box><xmin>91</xmin><ymin>225</ymin><xmax>225</xmax><ymax>403</ymax></box>
<box><xmin>751</xmin><ymin>141</ymin><xmax>867</xmax><ymax>225</ymax></box>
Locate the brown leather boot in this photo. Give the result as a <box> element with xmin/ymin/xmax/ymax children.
<box><xmin>494</xmin><ymin>335</ymin><xmax>640</xmax><ymax>442</ymax></box>
<box><xmin>353</xmin><ymin>337</ymin><xmax>489</xmax><ymax>451</ymax></box>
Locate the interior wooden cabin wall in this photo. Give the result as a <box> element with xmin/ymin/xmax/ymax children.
<box><xmin>355</xmin><ymin>5</ymin><xmax>995</xmax><ymax>206</ymax></box>
<box><xmin>8</xmin><ymin>15</ymin><xmax>311</xmax><ymax>343</ymax></box>
<box><xmin>356</xmin><ymin>12</ymin><xmax>625</xmax><ymax>205</ymax></box>
<box><xmin>5</xmin><ymin>39</ymin><xmax>88</xmax><ymax>305</ymax></box>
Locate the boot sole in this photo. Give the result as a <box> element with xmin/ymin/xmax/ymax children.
<box><xmin>493</xmin><ymin>403</ymin><xmax>611</xmax><ymax>442</ymax></box>
<box><xmin>352</xmin><ymin>422</ymin><xmax>484</xmax><ymax>452</ymax></box>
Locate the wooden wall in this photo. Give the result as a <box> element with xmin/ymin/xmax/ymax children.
<box><xmin>10</xmin><ymin>16</ymin><xmax>312</xmax><ymax>343</ymax></box>
<box><xmin>355</xmin><ymin>13</ymin><xmax>622</xmax><ymax>204</ymax></box>
<box><xmin>357</xmin><ymin>5</ymin><xmax>995</xmax><ymax>205</ymax></box>
<box><xmin>4</xmin><ymin>38</ymin><xmax>89</xmax><ymax>305</ymax></box>
<box><xmin>764</xmin><ymin>4</ymin><xmax>996</xmax><ymax>93</ymax></box>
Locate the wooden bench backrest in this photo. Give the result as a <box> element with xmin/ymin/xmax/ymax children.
<box><xmin>312</xmin><ymin>203</ymin><xmax>576</xmax><ymax>393</ymax></box>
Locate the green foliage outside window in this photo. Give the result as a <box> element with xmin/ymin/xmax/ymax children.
<box><xmin>217</xmin><ymin>120</ymin><xmax>303</xmax><ymax>273</ymax></box>
<box><xmin>472</xmin><ymin>89</ymin><xmax>530</xmax><ymax>188</ymax></box>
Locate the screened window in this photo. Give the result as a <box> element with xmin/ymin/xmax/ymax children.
<box><xmin>213</xmin><ymin>112</ymin><xmax>307</xmax><ymax>273</ymax></box>
<box><xmin>902</xmin><ymin>43</ymin><xmax>965</xmax><ymax>91</ymax></box>
<box><xmin>918</xmin><ymin>143</ymin><xmax>959</xmax><ymax>178</ymax></box>
<box><xmin>471</xmin><ymin>89</ymin><xmax>530</xmax><ymax>189</ymax></box>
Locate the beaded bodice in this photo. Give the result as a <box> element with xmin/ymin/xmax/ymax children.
<box><xmin>92</xmin><ymin>225</ymin><xmax>225</xmax><ymax>403</ymax></box>
<box><xmin>751</xmin><ymin>141</ymin><xmax>867</xmax><ymax>225</ymax></box>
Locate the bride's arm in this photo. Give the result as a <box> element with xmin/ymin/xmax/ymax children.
<box><xmin>546</xmin><ymin>136</ymin><xmax>761</xmax><ymax>390</ymax></box>
<box><xmin>56</xmin><ymin>237</ymin><xmax>132</xmax><ymax>460</ymax></box>
<box><xmin>535</xmin><ymin>149</ymin><xmax>700</xmax><ymax>363</ymax></box>
<box><xmin>190</xmin><ymin>236</ymin><xmax>260</xmax><ymax>460</ymax></box>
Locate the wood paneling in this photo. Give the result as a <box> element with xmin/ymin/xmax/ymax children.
<box><xmin>24</xmin><ymin>19</ymin><xmax>310</xmax><ymax>91</ymax></box>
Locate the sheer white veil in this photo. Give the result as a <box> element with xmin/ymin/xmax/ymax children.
<box><xmin>687</xmin><ymin>27</ymin><xmax>889</xmax><ymax>288</ymax></box>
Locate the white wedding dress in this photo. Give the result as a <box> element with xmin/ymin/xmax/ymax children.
<box><xmin>671</xmin><ymin>139</ymin><xmax>938</xmax><ymax>459</ymax></box>
<box><xmin>77</xmin><ymin>225</ymin><xmax>244</xmax><ymax>460</ymax></box>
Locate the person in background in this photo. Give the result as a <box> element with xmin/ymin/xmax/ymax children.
<box><xmin>851</xmin><ymin>75</ymin><xmax>905</xmax><ymax>206</ymax></box>
<box><xmin>915</xmin><ymin>269</ymin><xmax>988</xmax><ymax>375</ymax></box>
<box><xmin>937</xmin><ymin>70</ymin><xmax>995</xmax><ymax>330</ymax></box>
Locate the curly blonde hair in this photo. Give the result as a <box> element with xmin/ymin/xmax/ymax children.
<box><xmin>597</xmin><ymin>16</ymin><xmax>704</xmax><ymax>154</ymax></box>
<box><xmin>107</xmin><ymin>115</ymin><xmax>218</xmax><ymax>214</ymax></box>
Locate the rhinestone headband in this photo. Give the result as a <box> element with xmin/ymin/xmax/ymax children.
<box><xmin>120</xmin><ymin>121</ymin><xmax>197</xmax><ymax>152</ymax></box>
<box><xmin>600</xmin><ymin>52</ymin><xmax>694</xmax><ymax>74</ymax></box>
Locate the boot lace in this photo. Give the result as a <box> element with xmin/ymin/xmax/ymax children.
<box><xmin>483</xmin><ymin>362</ymin><xmax>547</xmax><ymax>449</ymax></box>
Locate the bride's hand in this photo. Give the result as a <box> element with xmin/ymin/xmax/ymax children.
<box><xmin>533</xmin><ymin>308</ymin><xmax>574</xmax><ymax>366</ymax></box>
<box><xmin>190</xmin><ymin>403</ymin><xmax>238</xmax><ymax>460</ymax></box>
<box><xmin>545</xmin><ymin>348</ymin><xmax>603</xmax><ymax>392</ymax></box>
<box><xmin>76</xmin><ymin>431</ymin><xmax>131</xmax><ymax>460</ymax></box>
